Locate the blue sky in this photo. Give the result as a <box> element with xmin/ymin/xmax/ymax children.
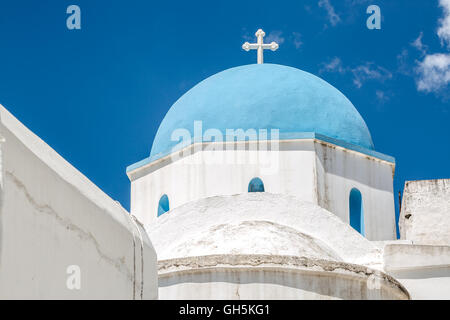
<box><xmin>0</xmin><ymin>1</ymin><xmax>449</xmax><ymax>235</ymax></box>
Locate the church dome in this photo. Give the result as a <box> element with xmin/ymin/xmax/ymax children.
<box><xmin>150</xmin><ymin>64</ymin><xmax>374</xmax><ymax>160</ymax></box>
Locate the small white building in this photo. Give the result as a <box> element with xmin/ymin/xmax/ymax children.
<box><xmin>127</xmin><ymin>30</ymin><xmax>450</xmax><ymax>300</ymax></box>
<box><xmin>127</xmin><ymin>63</ymin><xmax>397</xmax><ymax>241</ymax></box>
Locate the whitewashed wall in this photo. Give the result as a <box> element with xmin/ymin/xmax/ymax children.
<box><xmin>130</xmin><ymin>140</ymin><xmax>317</xmax><ymax>227</ymax></box>
<box><xmin>129</xmin><ymin>140</ymin><xmax>396</xmax><ymax>240</ymax></box>
<box><xmin>158</xmin><ymin>255</ymin><xmax>409</xmax><ymax>300</ymax></box>
<box><xmin>0</xmin><ymin>105</ymin><xmax>158</xmax><ymax>299</ymax></box>
<box><xmin>383</xmin><ymin>244</ymin><xmax>450</xmax><ymax>299</ymax></box>
<box><xmin>399</xmin><ymin>179</ymin><xmax>450</xmax><ymax>245</ymax></box>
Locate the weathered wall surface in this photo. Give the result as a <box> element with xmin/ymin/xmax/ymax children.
<box><xmin>129</xmin><ymin>139</ymin><xmax>396</xmax><ymax>241</ymax></box>
<box><xmin>147</xmin><ymin>193</ymin><xmax>383</xmax><ymax>267</ymax></box>
<box><xmin>0</xmin><ymin>105</ymin><xmax>158</xmax><ymax>299</ymax></box>
<box><xmin>399</xmin><ymin>179</ymin><xmax>450</xmax><ymax>245</ymax></box>
<box><xmin>314</xmin><ymin>141</ymin><xmax>396</xmax><ymax>241</ymax></box>
<box><xmin>158</xmin><ymin>255</ymin><xmax>410</xmax><ymax>300</ymax></box>
<box><xmin>130</xmin><ymin>140</ymin><xmax>317</xmax><ymax>227</ymax></box>
<box><xmin>383</xmin><ymin>244</ymin><xmax>450</xmax><ymax>299</ymax></box>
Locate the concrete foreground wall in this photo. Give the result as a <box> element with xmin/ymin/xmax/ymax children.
<box><xmin>0</xmin><ymin>105</ymin><xmax>157</xmax><ymax>299</ymax></box>
<box><xmin>399</xmin><ymin>179</ymin><xmax>450</xmax><ymax>245</ymax></box>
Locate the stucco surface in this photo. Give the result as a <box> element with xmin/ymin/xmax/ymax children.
<box><xmin>149</xmin><ymin>64</ymin><xmax>374</xmax><ymax>161</ymax></box>
<box><xmin>399</xmin><ymin>179</ymin><xmax>450</xmax><ymax>245</ymax></box>
<box><xmin>383</xmin><ymin>244</ymin><xmax>450</xmax><ymax>299</ymax></box>
<box><xmin>147</xmin><ymin>193</ymin><xmax>383</xmax><ymax>266</ymax></box>
<box><xmin>0</xmin><ymin>105</ymin><xmax>158</xmax><ymax>299</ymax></box>
<box><xmin>130</xmin><ymin>139</ymin><xmax>396</xmax><ymax>241</ymax></box>
<box><xmin>158</xmin><ymin>254</ymin><xmax>410</xmax><ymax>300</ymax></box>
<box><xmin>131</xmin><ymin>141</ymin><xmax>316</xmax><ymax>226</ymax></box>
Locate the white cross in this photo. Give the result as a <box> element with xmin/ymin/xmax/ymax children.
<box><xmin>242</xmin><ymin>29</ymin><xmax>279</xmax><ymax>64</ymax></box>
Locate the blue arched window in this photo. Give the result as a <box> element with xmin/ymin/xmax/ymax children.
<box><xmin>157</xmin><ymin>194</ymin><xmax>170</xmax><ymax>217</ymax></box>
<box><xmin>349</xmin><ymin>188</ymin><xmax>365</xmax><ymax>236</ymax></box>
<box><xmin>248</xmin><ymin>177</ymin><xmax>265</xmax><ymax>192</ymax></box>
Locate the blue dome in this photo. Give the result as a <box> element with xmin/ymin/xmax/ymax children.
<box><xmin>150</xmin><ymin>64</ymin><xmax>374</xmax><ymax>160</ymax></box>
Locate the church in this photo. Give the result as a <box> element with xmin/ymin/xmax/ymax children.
<box><xmin>0</xmin><ymin>29</ymin><xmax>449</xmax><ymax>299</ymax></box>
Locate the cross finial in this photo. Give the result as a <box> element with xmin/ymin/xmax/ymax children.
<box><xmin>242</xmin><ymin>29</ymin><xmax>279</xmax><ymax>64</ymax></box>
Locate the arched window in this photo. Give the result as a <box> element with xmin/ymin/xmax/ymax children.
<box><xmin>248</xmin><ymin>177</ymin><xmax>265</xmax><ymax>192</ymax></box>
<box><xmin>157</xmin><ymin>194</ymin><xmax>170</xmax><ymax>217</ymax></box>
<box><xmin>349</xmin><ymin>188</ymin><xmax>365</xmax><ymax>236</ymax></box>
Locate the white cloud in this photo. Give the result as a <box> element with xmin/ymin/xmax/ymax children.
<box><xmin>320</xmin><ymin>57</ymin><xmax>345</xmax><ymax>74</ymax></box>
<box><xmin>411</xmin><ymin>32</ymin><xmax>428</xmax><ymax>56</ymax></box>
<box><xmin>416</xmin><ymin>53</ymin><xmax>450</xmax><ymax>92</ymax></box>
<box><xmin>265</xmin><ymin>30</ymin><xmax>285</xmax><ymax>45</ymax></box>
<box><xmin>351</xmin><ymin>63</ymin><xmax>392</xmax><ymax>88</ymax></box>
<box><xmin>318</xmin><ymin>0</ymin><xmax>341</xmax><ymax>26</ymax></box>
<box><xmin>375</xmin><ymin>90</ymin><xmax>385</xmax><ymax>99</ymax></box>
<box><xmin>320</xmin><ymin>58</ymin><xmax>391</xmax><ymax>88</ymax></box>
<box><xmin>376</xmin><ymin>90</ymin><xmax>390</xmax><ymax>104</ymax></box>
<box><xmin>292</xmin><ymin>32</ymin><xmax>303</xmax><ymax>49</ymax></box>
<box><xmin>241</xmin><ymin>29</ymin><xmax>254</xmax><ymax>42</ymax></box>
<box><xmin>397</xmin><ymin>49</ymin><xmax>413</xmax><ymax>75</ymax></box>
<box><xmin>437</xmin><ymin>0</ymin><xmax>450</xmax><ymax>49</ymax></box>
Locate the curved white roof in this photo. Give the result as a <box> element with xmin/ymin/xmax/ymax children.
<box><xmin>147</xmin><ymin>193</ymin><xmax>382</xmax><ymax>266</ymax></box>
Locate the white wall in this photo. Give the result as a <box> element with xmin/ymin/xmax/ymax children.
<box><xmin>129</xmin><ymin>139</ymin><xmax>396</xmax><ymax>241</ymax></box>
<box><xmin>383</xmin><ymin>244</ymin><xmax>450</xmax><ymax>299</ymax></box>
<box><xmin>130</xmin><ymin>140</ymin><xmax>317</xmax><ymax>227</ymax></box>
<box><xmin>158</xmin><ymin>255</ymin><xmax>409</xmax><ymax>300</ymax></box>
<box><xmin>0</xmin><ymin>105</ymin><xmax>158</xmax><ymax>299</ymax></box>
<box><xmin>314</xmin><ymin>142</ymin><xmax>396</xmax><ymax>241</ymax></box>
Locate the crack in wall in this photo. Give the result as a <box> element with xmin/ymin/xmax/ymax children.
<box><xmin>5</xmin><ymin>170</ymin><xmax>134</xmax><ymax>282</ymax></box>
